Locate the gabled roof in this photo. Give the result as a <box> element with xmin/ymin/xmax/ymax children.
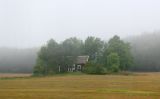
<box><xmin>76</xmin><ymin>56</ymin><xmax>89</xmax><ymax>64</ymax></box>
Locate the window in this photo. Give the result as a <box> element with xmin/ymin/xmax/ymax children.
<box><xmin>77</xmin><ymin>65</ymin><xmax>81</xmax><ymax>70</ymax></box>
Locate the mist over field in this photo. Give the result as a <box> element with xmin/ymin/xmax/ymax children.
<box><xmin>0</xmin><ymin>47</ymin><xmax>38</xmax><ymax>73</ymax></box>
<box><xmin>127</xmin><ymin>32</ymin><xmax>160</xmax><ymax>71</ymax></box>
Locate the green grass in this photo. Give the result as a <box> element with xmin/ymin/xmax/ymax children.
<box><xmin>0</xmin><ymin>72</ymin><xmax>160</xmax><ymax>99</ymax></box>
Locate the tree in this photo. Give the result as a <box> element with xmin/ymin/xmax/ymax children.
<box><xmin>107</xmin><ymin>53</ymin><xmax>120</xmax><ymax>72</ymax></box>
<box><xmin>33</xmin><ymin>57</ymin><xmax>46</xmax><ymax>75</ymax></box>
<box><xmin>105</xmin><ymin>35</ymin><xmax>133</xmax><ymax>70</ymax></box>
<box><xmin>34</xmin><ymin>35</ymin><xmax>133</xmax><ymax>75</ymax></box>
<box><xmin>34</xmin><ymin>39</ymin><xmax>60</xmax><ymax>75</ymax></box>
<box><xmin>34</xmin><ymin>38</ymin><xmax>84</xmax><ymax>75</ymax></box>
<box><xmin>84</xmin><ymin>36</ymin><xmax>104</xmax><ymax>62</ymax></box>
<box><xmin>62</xmin><ymin>37</ymin><xmax>83</xmax><ymax>57</ymax></box>
<box><xmin>60</xmin><ymin>37</ymin><xmax>84</xmax><ymax>71</ymax></box>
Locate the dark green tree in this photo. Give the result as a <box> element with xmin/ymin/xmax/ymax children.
<box><xmin>34</xmin><ymin>38</ymin><xmax>84</xmax><ymax>75</ymax></box>
<box><xmin>105</xmin><ymin>35</ymin><xmax>133</xmax><ymax>70</ymax></box>
<box><xmin>34</xmin><ymin>39</ymin><xmax>60</xmax><ymax>75</ymax></box>
<box><xmin>107</xmin><ymin>53</ymin><xmax>120</xmax><ymax>72</ymax></box>
<box><xmin>84</xmin><ymin>36</ymin><xmax>104</xmax><ymax>62</ymax></box>
<box><xmin>59</xmin><ymin>37</ymin><xmax>84</xmax><ymax>72</ymax></box>
<box><xmin>62</xmin><ymin>37</ymin><xmax>83</xmax><ymax>57</ymax></box>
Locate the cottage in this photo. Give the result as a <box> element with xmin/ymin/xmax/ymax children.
<box><xmin>68</xmin><ymin>56</ymin><xmax>89</xmax><ymax>72</ymax></box>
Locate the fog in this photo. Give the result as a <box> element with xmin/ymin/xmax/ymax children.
<box><xmin>0</xmin><ymin>47</ymin><xmax>38</xmax><ymax>73</ymax></box>
<box><xmin>126</xmin><ymin>32</ymin><xmax>160</xmax><ymax>71</ymax></box>
<box><xmin>0</xmin><ymin>0</ymin><xmax>160</xmax><ymax>48</ymax></box>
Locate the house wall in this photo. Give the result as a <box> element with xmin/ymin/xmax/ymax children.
<box><xmin>67</xmin><ymin>64</ymin><xmax>85</xmax><ymax>72</ymax></box>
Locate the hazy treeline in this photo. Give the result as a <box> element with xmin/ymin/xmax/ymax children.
<box><xmin>0</xmin><ymin>32</ymin><xmax>160</xmax><ymax>73</ymax></box>
<box><xmin>0</xmin><ymin>47</ymin><xmax>38</xmax><ymax>73</ymax></box>
<box><xmin>127</xmin><ymin>32</ymin><xmax>160</xmax><ymax>71</ymax></box>
<box><xmin>34</xmin><ymin>35</ymin><xmax>133</xmax><ymax>75</ymax></box>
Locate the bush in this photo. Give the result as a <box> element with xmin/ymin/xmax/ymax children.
<box><xmin>83</xmin><ymin>62</ymin><xmax>107</xmax><ymax>74</ymax></box>
<box><xmin>110</xmin><ymin>64</ymin><xmax>119</xmax><ymax>72</ymax></box>
<box><xmin>107</xmin><ymin>53</ymin><xmax>120</xmax><ymax>72</ymax></box>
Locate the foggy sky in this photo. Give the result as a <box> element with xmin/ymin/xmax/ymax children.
<box><xmin>0</xmin><ymin>0</ymin><xmax>160</xmax><ymax>48</ymax></box>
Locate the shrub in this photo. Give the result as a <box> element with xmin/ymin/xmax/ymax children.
<box><xmin>107</xmin><ymin>53</ymin><xmax>120</xmax><ymax>72</ymax></box>
<box><xmin>83</xmin><ymin>62</ymin><xmax>107</xmax><ymax>74</ymax></box>
<box><xmin>110</xmin><ymin>64</ymin><xmax>119</xmax><ymax>72</ymax></box>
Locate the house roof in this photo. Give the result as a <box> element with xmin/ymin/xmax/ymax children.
<box><xmin>76</xmin><ymin>56</ymin><xmax>89</xmax><ymax>64</ymax></box>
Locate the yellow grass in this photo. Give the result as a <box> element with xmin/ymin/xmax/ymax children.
<box><xmin>0</xmin><ymin>72</ymin><xmax>160</xmax><ymax>99</ymax></box>
<box><xmin>0</xmin><ymin>73</ymin><xmax>31</xmax><ymax>78</ymax></box>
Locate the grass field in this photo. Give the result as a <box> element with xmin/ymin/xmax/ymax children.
<box><xmin>0</xmin><ymin>73</ymin><xmax>160</xmax><ymax>99</ymax></box>
<box><xmin>0</xmin><ymin>73</ymin><xmax>31</xmax><ymax>78</ymax></box>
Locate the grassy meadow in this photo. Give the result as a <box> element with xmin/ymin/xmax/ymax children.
<box><xmin>0</xmin><ymin>73</ymin><xmax>160</xmax><ymax>99</ymax></box>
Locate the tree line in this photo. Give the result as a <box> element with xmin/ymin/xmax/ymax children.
<box><xmin>0</xmin><ymin>32</ymin><xmax>160</xmax><ymax>73</ymax></box>
<box><xmin>34</xmin><ymin>35</ymin><xmax>133</xmax><ymax>75</ymax></box>
<box><xmin>1</xmin><ymin>33</ymin><xmax>159</xmax><ymax>73</ymax></box>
